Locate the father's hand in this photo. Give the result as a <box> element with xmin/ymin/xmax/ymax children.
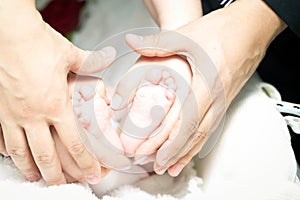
<box><xmin>0</xmin><ymin>1</ymin><xmax>116</xmax><ymax>185</ymax></box>
<box><xmin>116</xmin><ymin>0</ymin><xmax>286</xmax><ymax>176</ymax></box>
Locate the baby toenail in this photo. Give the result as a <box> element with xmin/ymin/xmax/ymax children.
<box><xmin>166</xmin><ymin>90</ymin><xmax>176</xmax><ymax>100</ymax></box>
<box><xmin>165</xmin><ymin>77</ymin><xmax>174</xmax><ymax>85</ymax></box>
<box><xmin>26</xmin><ymin>173</ymin><xmax>40</xmax><ymax>182</ymax></box>
<box><xmin>80</xmin><ymin>85</ymin><xmax>95</xmax><ymax>101</ymax></box>
<box><xmin>73</xmin><ymin>92</ymin><xmax>82</xmax><ymax>100</ymax></box>
<box><xmin>73</xmin><ymin>107</ymin><xmax>81</xmax><ymax>116</ymax></box>
<box><xmin>162</xmin><ymin>70</ymin><xmax>170</xmax><ymax>79</ymax></box>
<box><xmin>82</xmin><ymin>115</ymin><xmax>90</xmax><ymax>123</ymax></box>
<box><xmin>85</xmin><ymin>174</ymin><xmax>100</xmax><ymax>184</ymax></box>
<box><xmin>146</xmin><ymin>69</ymin><xmax>161</xmax><ymax>84</ymax></box>
<box><xmin>72</xmin><ymin>99</ymin><xmax>81</xmax><ymax>107</ymax></box>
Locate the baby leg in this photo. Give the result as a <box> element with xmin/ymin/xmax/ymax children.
<box><xmin>118</xmin><ymin>56</ymin><xmax>192</xmax><ymax>156</ymax></box>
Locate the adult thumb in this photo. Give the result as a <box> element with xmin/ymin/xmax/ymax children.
<box><xmin>69</xmin><ymin>45</ymin><xmax>117</xmax><ymax>74</ymax></box>
<box><xmin>125</xmin><ymin>32</ymin><xmax>183</xmax><ymax>57</ymax></box>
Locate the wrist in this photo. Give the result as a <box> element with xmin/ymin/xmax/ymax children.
<box><xmin>211</xmin><ymin>0</ymin><xmax>287</xmax><ymax>105</ymax></box>
<box><xmin>145</xmin><ymin>0</ymin><xmax>202</xmax><ymax>30</ymax></box>
<box><xmin>224</xmin><ymin>0</ymin><xmax>286</xmax><ymax>50</ymax></box>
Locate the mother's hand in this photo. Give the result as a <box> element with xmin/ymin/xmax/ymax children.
<box><xmin>115</xmin><ymin>0</ymin><xmax>286</xmax><ymax>176</ymax></box>
<box><xmin>0</xmin><ymin>1</ymin><xmax>116</xmax><ymax>185</ymax></box>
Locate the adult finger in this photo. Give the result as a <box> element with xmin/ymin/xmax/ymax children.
<box><xmin>2</xmin><ymin>123</ymin><xmax>41</xmax><ymax>182</ymax></box>
<box><xmin>166</xmin><ymin>103</ymin><xmax>226</xmax><ymax>175</ymax></box>
<box><xmin>0</xmin><ymin>124</ymin><xmax>8</xmax><ymax>156</ymax></box>
<box><xmin>69</xmin><ymin>45</ymin><xmax>117</xmax><ymax>75</ymax></box>
<box><xmin>53</xmin><ymin>106</ymin><xmax>102</xmax><ymax>185</ymax></box>
<box><xmin>51</xmin><ymin>126</ymin><xmax>84</xmax><ymax>183</ymax></box>
<box><xmin>157</xmin><ymin>110</ymin><xmax>212</xmax><ymax>175</ymax></box>
<box><xmin>167</xmin><ymin>139</ymin><xmax>204</xmax><ymax>177</ymax></box>
<box><xmin>134</xmin><ymin>97</ymin><xmax>181</xmax><ymax>158</ymax></box>
<box><xmin>25</xmin><ymin>123</ymin><xmax>66</xmax><ymax>185</ymax></box>
<box><xmin>154</xmin><ymin>48</ymin><xmax>226</xmax><ymax>167</ymax></box>
<box><xmin>154</xmin><ymin>72</ymin><xmax>210</xmax><ymax>168</ymax></box>
<box><xmin>155</xmin><ymin>88</ymin><xmax>226</xmax><ymax>174</ymax></box>
<box><xmin>125</xmin><ymin>32</ymin><xmax>182</xmax><ymax>57</ymax></box>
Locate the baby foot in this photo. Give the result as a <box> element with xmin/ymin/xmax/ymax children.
<box><xmin>118</xmin><ymin>56</ymin><xmax>192</xmax><ymax>156</ymax></box>
<box><xmin>69</xmin><ymin>74</ymin><xmax>123</xmax><ymax>152</ymax></box>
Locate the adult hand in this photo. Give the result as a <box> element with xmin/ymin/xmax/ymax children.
<box><xmin>114</xmin><ymin>0</ymin><xmax>287</xmax><ymax>176</ymax></box>
<box><xmin>50</xmin><ymin>125</ymin><xmax>111</xmax><ymax>184</ymax></box>
<box><xmin>0</xmin><ymin>1</ymin><xmax>116</xmax><ymax>185</ymax></box>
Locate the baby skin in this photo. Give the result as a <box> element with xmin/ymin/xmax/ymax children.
<box><xmin>70</xmin><ymin>55</ymin><xmax>192</xmax><ymax>166</ymax></box>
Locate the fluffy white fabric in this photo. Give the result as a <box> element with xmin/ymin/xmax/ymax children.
<box><xmin>1</xmin><ymin>1</ymin><xmax>299</xmax><ymax>199</ymax></box>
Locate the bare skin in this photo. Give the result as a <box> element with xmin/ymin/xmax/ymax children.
<box><xmin>67</xmin><ymin>56</ymin><xmax>192</xmax><ymax>167</ymax></box>
<box><xmin>121</xmin><ymin>0</ymin><xmax>287</xmax><ymax>177</ymax></box>
<box><xmin>0</xmin><ymin>0</ymin><xmax>117</xmax><ymax>185</ymax></box>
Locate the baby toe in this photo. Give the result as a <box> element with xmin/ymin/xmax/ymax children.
<box><xmin>145</xmin><ymin>68</ymin><xmax>162</xmax><ymax>85</ymax></box>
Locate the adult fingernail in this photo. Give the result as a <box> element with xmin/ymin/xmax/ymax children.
<box><xmin>100</xmin><ymin>46</ymin><xmax>117</xmax><ymax>65</ymax></box>
<box><xmin>26</xmin><ymin>173</ymin><xmax>40</xmax><ymax>182</ymax></box>
<box><xmin>85</xmin><ymin>174</ymin><xmax>100</xmax><ymax>184</ymax></box>
<box><xmin>126</xmin><ymin>34</ymin><xmax>144</xmax><ymax>47</ymax></box>
<box><xmin>154</xmin><ymin>162</ymin><xmax>168</xmax><ymax>175</ymax></box>
<box><xmin>170</xmin><ymin>164</ymin><xmax>184</xmax><ymax>177</ymax></box>
<box><xmin>155</xmin><ymin>166</ymin><xmax>167</xmax><ymax>175</ymax></box>
<box><xmin>111</xmin><ymin>94</ymin><xmax>123</xmax><ymax>110</ymax></box>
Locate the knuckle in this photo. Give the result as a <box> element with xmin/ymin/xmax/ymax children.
<box><xmin>7</xmin><ymin>147</ymin><xmax>27</xmax><ymax>159</ymax></box>
<box><xmin>194</xmin><ymin>128</ymin><xmax>206</xmax><ymax>142</ymax></box>
<box><xmin>19</xmin><ymin>102</ymin><xmax>33</xmax><ymax>120</ymax></box>
<box><xmin>183</xmin><ymin>120</ymin><xmax>199</xmax><ymax>135</ymax></box>
<box><xmin>47</xmin><ymin>97</ymin><xmax>69</xmax><ymax>117</ymax></box>
<box><xmin>35</xmin><ymin>153</ymin><xmax>55</xmax><ymax>165</ymax></box>
<box><xmin>68</xmin><ymin>142</ymin><xmax>86</xmax><ymax>157</ymax></box>
<box><xmin>18</xmin><ymin>100</ymin><xmax>50</xmax><ymax>121</ymax></box>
